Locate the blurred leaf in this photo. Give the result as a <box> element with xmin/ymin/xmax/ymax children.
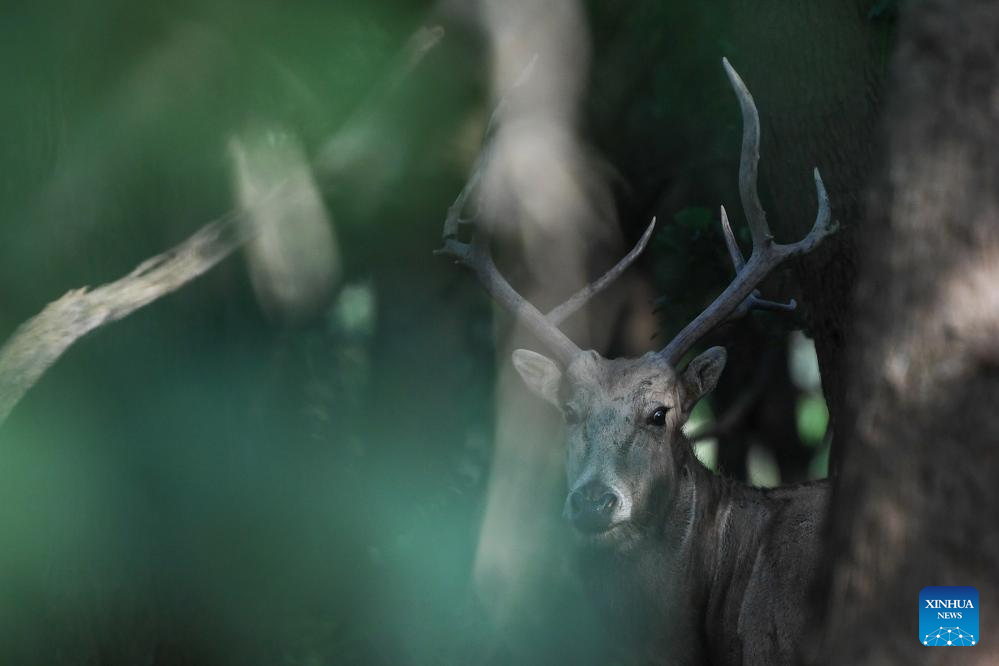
<box><xmin>808</xmin><ymin>442</ymin><xmax>831</xmax><ymax>480</ymax></box>
<box><xmin>796</xmin><ymin>394</ymin><xmax>829</xmax><ymax>446</ymax></box>
<box><xmin>789</xmin><ymin>331</ymin><xmax>822</xmax><ymax>392</ymax></box>
<box><xmin>747</xmin><ymin>445</ymin><xmax>780</xmax><ymax>488</ymax></box>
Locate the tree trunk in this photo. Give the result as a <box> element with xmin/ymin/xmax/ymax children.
<box><xmin>812</xmin><ymin>1</ymin><xmax>999</xmax><ymax>663</ymax></box>
<box><xmin>729</xmin><ymin>0</ymin><xmax>886</xmax><ymax>470</ymax></box>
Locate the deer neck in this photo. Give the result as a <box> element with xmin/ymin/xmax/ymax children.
<box><xmin>696</xmin><ymin>467</ymin><xmax>815</xmax><ymax>662</ymax></box>
<box><xmin>647</xmin><ymin>451</ymin><xmax>779</xmax><ymax>660</ymax></box>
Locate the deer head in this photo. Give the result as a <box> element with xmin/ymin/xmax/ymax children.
<box><xmin>438</xmin><ymin>59</ymin><xmax>836</xmax><ymax>545</ymax></box>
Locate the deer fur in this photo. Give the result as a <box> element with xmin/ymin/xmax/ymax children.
<box><xmin>514</xmin><ymin>349</ymin><xmax>828</xmax><ymax>665</ymax></box>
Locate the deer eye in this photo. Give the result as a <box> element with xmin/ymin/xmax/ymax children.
<box><xmin>648</xmin><ymin>406</ymin><xmax>670</xmax><ymax>426</ymax></box>
<box><xmin>563</xmin><ymin>405</ymin><xmax>581</xmax><ymax>424</ymax></box>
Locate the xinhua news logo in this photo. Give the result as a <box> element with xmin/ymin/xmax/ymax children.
<box><xmin>920</xmin><ymin>586</ymin><xmax>979</xmax><ymax>647</ymax></box>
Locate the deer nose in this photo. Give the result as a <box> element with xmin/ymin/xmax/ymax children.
<box><xmin>566</xmin><ymin>481</ymin><xmax>620</xmax><ymax>534</ymax></box>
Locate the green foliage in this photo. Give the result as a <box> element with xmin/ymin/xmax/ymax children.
<box><xmin>808</xmin><ymin>442</ymin><xmax>831</xmax><ymax>481</ymax></box>
<box><xmin>688</xmin><ymin>400</ymin><xmax>718</xmax><ymax>473</ymax></box>
<box><xmin>797</xmin><ymin>395</ymin><xmax>830</xmax><ymax>447</ymax></box>
<box><xmin>746</xmin><ymin>446</ymin><xmax>781</xmax><ymax>488</ymax></box>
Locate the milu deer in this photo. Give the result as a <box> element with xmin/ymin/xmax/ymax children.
<box><xmin>438</xmin><ymin>59</ymin><xmax>835</xmax><ymax>666</ymax></box>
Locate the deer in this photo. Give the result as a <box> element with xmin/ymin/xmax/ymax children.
<box><xmin>437</xmin><ymin>59</ymin><xmax>836</xmax><ymax>666</ymax></box>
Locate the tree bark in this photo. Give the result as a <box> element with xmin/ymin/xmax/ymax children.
<box><xmin>812</xmin><ymin>1</ymin><xmax>999</xmax><ymax>663</ymax></box>
<box><xmin>730</xmin><ymin>0</ymin><xmax>886</xmax><ymax>470</ymax></box>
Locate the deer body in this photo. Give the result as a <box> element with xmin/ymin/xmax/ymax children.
<box><xmin>514</xmin><ymin>350</ymin><xmax>828</xmax><ymax>665</ymax></box>
<box><xmin>577</xmin><ymin>464</ymin><xmax>829</xmax><ymax>666</ymax></box>
<box><xmin>440</xmin><ymin>59</ymin><xmax>836</xmax><ymax>665</ymax></box>
<box><xmin>698</xmin><ymin>477</ymin><xmax>828</xmax><ymax>666</ymax></box>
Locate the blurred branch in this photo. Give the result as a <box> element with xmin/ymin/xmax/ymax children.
<box><xmin>0</xmin><ymin>188</ymin><xmax>284</xmax><ymax>429</ymax></box>
<box><xmin>0</xmin><ymin>25</ymin><xmax>449</xmax><ymax>430</ymax></box>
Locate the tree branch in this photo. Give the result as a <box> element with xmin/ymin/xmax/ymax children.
<box><xmin>0</xmin><ymin>196</ymin><xmax>278</xmax><ymax>428</ymax></box>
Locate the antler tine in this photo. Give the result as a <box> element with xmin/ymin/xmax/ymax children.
<box><xmin>438</xmin><ymin>170</ymin><xmax>657</xmax><ymax>367</ymax></box>
<box><xmin>659</xmin><ymin>59</ymin><xmax>838</xmax><ymax>366</ymax></box>
<box><xmin>437</xmin><ymin>167</ymin><xmax>582</xmax><ymax>366</ymax></box>
<box><xmin>438</xmin><ymin>170</ymin><xmax>658</xmax><ymax>365</ymax></box>
<box><xmin>721</xmin><ymin>204</ymin><xmax>798</xmax><ymax>320</ymax></box>
<box><xmin>720</xmin><ymin>205</ymin><xmax>746</xmax><ymax>273</ymax></box>
<box><xmin>438</xmin><ymin>56</ymin><xmax>658</xmax><ymax>367</ymax></box>
<box><xmin>722</xmin><ymin>57</ymin><xmax>772</xmax><ymax>247</ymax></box>
<box><xmin>546</xmin><ymin>217</ymin><xmax>657</xmax><ymax>326</ymax></box>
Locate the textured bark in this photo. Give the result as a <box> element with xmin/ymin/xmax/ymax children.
<box><xmin>812</xmin><ymin>1</ymin><xmax>999</xmax><ymax>663</ymax></box>
<box><xmin>730</xmin><ymin>0</ymin><xmax>885</xmax><ymax>467</ymax></box>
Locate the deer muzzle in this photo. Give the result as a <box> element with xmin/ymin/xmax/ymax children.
<box><xmin>565</xmin><ymin>480</ymin><xmax>624</xmax><ymax>534</ymax></box>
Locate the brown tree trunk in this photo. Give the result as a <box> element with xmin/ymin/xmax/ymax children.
<box><xmin>812</xmin><ymin>1</ymin><xmax>999</xmax><ymax>663</ymax></box>
<box><xmin>730</xmin><ymin>0</ymin><xmax>886</xmax><ymax>470</ymax></box>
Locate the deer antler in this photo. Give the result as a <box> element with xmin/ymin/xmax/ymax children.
<box><xmin>437</xmin><ymin>124</ymin><xmax>656</xmax><ymax>367</ymax></box>
<box><xmin>659</xmin><ymin>58</ymin><xmax>837</xmax><ymax>366</ymax></box>
<box><xmin>719</xmin><ymin>205</ymin><xmax>799</xmax><ymax>320</ymax></box>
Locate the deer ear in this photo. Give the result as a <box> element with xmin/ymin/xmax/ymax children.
<box><xmin>681</xmin><ymin>346</ymin><xmax>727</xmax><ymax>410</ymax></box>
<box><xmin>511</xmin><ymin>349</ymin><xmax>562</xmax><ymax>406</ymax></box>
